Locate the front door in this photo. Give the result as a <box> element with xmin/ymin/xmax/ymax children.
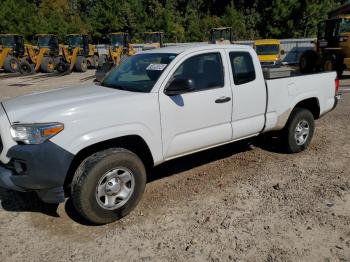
<box><xmin>159</xmin><ymin>51</ymin><xmax>233</xmax><ymax>159</ymax></box>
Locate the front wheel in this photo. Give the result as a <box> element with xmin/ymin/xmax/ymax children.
<box><xmin>282</xmin><ymin>108</ymin><xmax>315</xmax><ymax>153</ymax></box>
<box><xmin>71</xmin><ymin>148</ymin><xmax>146</xmax><ymax>225</ymax></box>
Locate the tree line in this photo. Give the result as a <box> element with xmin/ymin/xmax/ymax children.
<box><xmin>0</xmin><ymin>0</ymin><xmax>346</xmax><ymax>43</ymax></box>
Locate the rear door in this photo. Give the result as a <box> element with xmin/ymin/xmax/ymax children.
<box><xmin>159</xmin><ymin>50</ymin><xmax>233</xmax><ymax>159</ymax></box>
<box><xmin>226</xmin><ymin>50</ymin><xmax>266</xmax><ymax>139</ymax></box>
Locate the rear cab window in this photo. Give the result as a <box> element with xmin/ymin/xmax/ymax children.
<box><xmin>229</xmin><ymin>52</ymin><xmax>256</xmax><ymax>85</ymax></box>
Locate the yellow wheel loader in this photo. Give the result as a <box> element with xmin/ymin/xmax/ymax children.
<box><xmin>0</xmin><ymin>34</ymin><xmax>25</xmax><ymax>73</ymax></box>
<box><xmin>57</xmin><ymin>34</ymin><xmax>98</xmax><ymax>73</ymax></box>
<box><xmin>142</xmin><ymin>32</ymin><xmax>164</xmax><ymax>50</ymax></box>
<box><xmin>95</xmin><ymin>32</ymin><xmax>135</xmax><ymax>81</ymax></box>
<box><xmin>19</xmin><ymin>34</ymin><xmax>60</xmax><ymax>75</ymax></box>
<box><xmin>209</xmin><ymin>27</ymin><xmax>233</xmax><ymax>44</ymax></box>
<box><xmin>300</xmin><ymin>15</ymin><xmax>350</xmax><ymax>77</ymax></box>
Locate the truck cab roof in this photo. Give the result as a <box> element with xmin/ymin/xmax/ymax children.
<box><xmin>140</xmin><ymin>43</ymin><xmax>252</xmax><ymax>55</ymax></box>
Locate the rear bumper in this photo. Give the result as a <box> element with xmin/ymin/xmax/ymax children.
<box><xmin>332</xmin><ymin>94</ymin><xmax>340</xmax><ymax>111</ymax></box>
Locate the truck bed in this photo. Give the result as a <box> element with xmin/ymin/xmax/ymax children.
<box><xmin>263</xmin><ymin>71</ymin><xmax>337</xmax><ymax>132</ymax></box>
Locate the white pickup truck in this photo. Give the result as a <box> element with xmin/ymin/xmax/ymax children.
<box><xmin>0</xmin><ymin>44</ymin><xmax>339</xmax><ymax>224</ymax></box>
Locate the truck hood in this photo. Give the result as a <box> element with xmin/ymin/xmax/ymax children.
<box><xmin>1</xmin><ymin>84</ymin><xmax>141</xmax><ymax>123</ymax></box>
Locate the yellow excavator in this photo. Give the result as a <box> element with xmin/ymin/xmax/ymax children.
<box><xmin>95</xmin><ymin>32</ymin><xmax>135</xmax><ymax>81</ymax></box>
<box><xmin>209</xmin><ymin>27</ymin><xmax>233</xmax><ymax>44</ymax></box>
<box><xmin>0</xmin><ymin>34</ymin><xmax>25</xmax><ymax>73</ymax></box>
<box><xmin>56</xmin><ymin>34</ymin><xmax>98</xmax><ymax>73</ymax></box>
<box><xmin>19</xmin><ymin>34</ymin><xmax>60</xmax><ymax>74</ymax></box>
<box><xmin>142</xmin><ymin>32</ymin><xmax>164</xmax><ymax>50</ymax></box>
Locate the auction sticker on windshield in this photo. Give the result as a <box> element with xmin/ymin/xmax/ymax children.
<box><xmin>147</xmin><ymin>64</ymin><xmax>168</xmax><ymax>71</ymax></box>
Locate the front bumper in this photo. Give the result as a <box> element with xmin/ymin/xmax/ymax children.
<box><xmin>0</xmin><ymin>166</ymin><xmax>27</xmax><ymax>192</ymax></box>
<box><xmin>0</xmin><ymin>141</ymin><xmax>74</xmax><ymax>203</ymax></box>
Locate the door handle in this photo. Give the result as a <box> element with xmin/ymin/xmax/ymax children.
<box><xmin>215</xmin><ymin>97</ymin><xmax>231</xmax><ymax>103</ymax></box>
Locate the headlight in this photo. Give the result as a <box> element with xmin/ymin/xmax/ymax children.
<box><xmin>10</xmin><ymin>123</ymin><xmax>64</xmax><ymax>145</ymax></box>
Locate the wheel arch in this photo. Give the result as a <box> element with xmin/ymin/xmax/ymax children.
<box><xmin>293</xmin><ymin>97</ymin><xmax>320</xmax><ymax>120</ymax></box>
<box><xmin>64</xmin><ymin>135</ymin><xmax>154</xmax><ymax>192</ymax></box>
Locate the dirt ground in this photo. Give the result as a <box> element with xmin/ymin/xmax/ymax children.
<box><xmin>0</xmin><ymin>71</ymin><xmax>349</xmax><ymax>262</ymax></box>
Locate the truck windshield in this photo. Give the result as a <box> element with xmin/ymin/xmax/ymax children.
<box><xmin>102</xmin><ymin>53</ymin><xmax>177</xmax><ymax>92</ymax></box>
<box><xmin>256</xmin><ymin>45</ymin><xmax>279</xmax><ymax>55</ymax></box>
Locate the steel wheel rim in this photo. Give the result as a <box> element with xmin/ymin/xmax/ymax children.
<box><xmin>294</xmin><ymin>120</ymin><xmax>310</xmax><ymax>146</ymax></box>
<box><xmin>95</xmin><ymin>167</ymin><xmax>135</xmax><ymax>210</ymax></box>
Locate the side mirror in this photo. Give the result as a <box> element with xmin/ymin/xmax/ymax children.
<box><xmin>165</xmin><ymin>78</ymin><xmax>195</xmax><ymax>96</ymax></box>
<box><xmin>280</xmin><ymin>49</ymin><xmax>285</xmax><ymax>55</ymax></box>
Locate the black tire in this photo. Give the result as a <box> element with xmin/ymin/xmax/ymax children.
<box><xmin>299</xmin><ymin>51</ymin><xmax>317</xmax><ymax>74</ymax></box>
<box><xmin>19</xmin><ymin>60</ymin><xmax>35</xmax><ymax>75</ymax></box>
<box><xmin>56</xmin><ymin>61</ymin><xmax>69</xmax><ymax>73</ymax></box>
<box><xmin>40</xmin><ymin>57</ymin><xmax>55</xmax><ymax>73</ymax></box>
<box><xmin>71</xmin><ymin>148</ymin><xmax>146</xmax><ymax>225</ymax></box>
<box><xmin>282</xmin><ymin>108</ymin><xmax>315</xmax><ymax>153</ymax></box>
<box><xmin>75</xmin><ymin>56</ymin><xmax>87</xmax><ymax>72</ymax></box>
<box><xmin>3</xmin><ymin>56</ymin><xmax>19</xmax><ymax>73</ymax></box>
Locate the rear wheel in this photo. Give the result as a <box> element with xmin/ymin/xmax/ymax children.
<box><xmin>4</xmin><ymin>56</ymin><xmax>19</xmax><ymax>73</ymax></box>
<box><xmin>71</xmin><ymin>148</ymin><xmax>146</xmax><ymax>225</ymax></box>
<box><xmin>281</xmin><ymin>108</ymin><xmax>315</xmax><ymax>153</ymax></box>
<box><xmin>75</xmin><ymin>56</ymin><xmax>87</xmax><ymax>72</ymax></box>
<box><xmin>40</xmin><ymin>57</ymin><xmax>55</xmax><ymax>73</ymax></box>
<box><xmin>19</xmin><ymin>60</ymin><xmax>35</xmax><ymax>75</ymax></box>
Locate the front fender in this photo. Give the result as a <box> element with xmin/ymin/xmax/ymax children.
<box><xmin>51</xmin><ymin>122</ymin><xmax>162</xmax><ymax>165</ymax></box>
